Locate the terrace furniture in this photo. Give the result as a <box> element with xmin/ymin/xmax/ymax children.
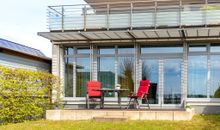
<box><xmin>127</xmin><ymin>80</ymin><xmax>150</xmax><ymax>109</ymax></box>
<box><xmin>93</xmin><ymin>88</ymin><xmax>128</xmax><ymax>109</ymax></box>
<box><xmin>86</xmin><ymin>81</ymin><xmax>102</xmax><ymax>109</ymax></box>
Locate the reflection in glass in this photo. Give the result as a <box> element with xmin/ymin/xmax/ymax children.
<box><xmin>141</xmin><ymin>46</ymin><xmax>183</xmax><ymax>53</ymax></box>
<box><xmin>118</xmin><ymin>47</ymin><xmax>134</xmax><ymax>54</ymax></box>
<box><xmin>188</xmin><ymin>56</ymin><xmax>207</xmax><ymax>98</ymax></box>
<box><xmin>210</xmin><ymin>45</ymin><xmax>220</xmax><ymax>53</ymax></box>
<box><xmin>76</xmin><ymin>58</ymin><xmax>90</xmax><ymax>97</ymax></box>
<box><xmin>99</xmin><ymin>47</ymin><xmax>115</xmax><ymax>54</ymax></box>
<box><xmin>98</xmin><ymin>57</ymin><xmax>115</xmax><ymax>97</ymax></box>
<box><xmin>142</xmin><ymin>60</ymin><xmax>159</xmax><ymax>104</ymax></box>
<box><xmin>65</xmin><ymin>57</ymin><xmax>73</xmax><ymax>97</ymax></box>
<box><xmin>77</xmin><ymin>48</ymin><xmax>90</xmax><ymax>54</ymax></box>
<box><xmin>210</xmin><ymin>56</ymin><xmax>220</xmax><ymax>98</ymax></box>
<box><xmin>118</xmin><ymin>57</ymin><xmax>134</xmax><ymax>96</ymax></box>
<box><xmin>164</xmin><ymin>59</ymin><xmax>181</xmax><ymax>104</ymax></box>
<box><xmin>65</xmin><ymin>47</ymin><xmax>73</xmax><ymax>55</ymax></box>
<box><xmin>189</xmin><ymin>45</ymin><xmax>207</xmax><ymax>52</ymax></box>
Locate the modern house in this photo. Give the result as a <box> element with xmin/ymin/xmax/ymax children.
<box><xmin>38</xmin><ymin>0</ymin><xmax>220</xmax><ymax>114</ymax></box>
<box><xmin>0</xmin><ymin>38</ymin><xmax>51</xmax><ymax>72</ymax></box>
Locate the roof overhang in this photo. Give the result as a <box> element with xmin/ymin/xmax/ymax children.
<box><xmin>38</xmin><ymin>27</ymin><xmax>220</xmax><ymax>44</ymax></box>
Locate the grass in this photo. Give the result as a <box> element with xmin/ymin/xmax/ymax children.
<box><xmin>0</xmin><ymin>115</ymin><xmax>220</xmax><ymax>130</ymax></box>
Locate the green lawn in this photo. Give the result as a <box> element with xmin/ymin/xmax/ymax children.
<box><xmin>0</xmin><ymin>115</ymin><xmax>220</xmax><ymax>130</ymax></box>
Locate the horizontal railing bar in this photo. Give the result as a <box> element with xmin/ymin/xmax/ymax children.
<box><xmin>47</xmin><ymin>1</ymin><xmax>220</xmax><ymax>31</ymax></box>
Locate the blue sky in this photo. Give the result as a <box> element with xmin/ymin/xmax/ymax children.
<box><xmin>0</xmin><ymin>0</ymin><xmax>85</xmax><ymax>57</ymax></box>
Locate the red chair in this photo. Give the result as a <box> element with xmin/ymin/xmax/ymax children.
<box><xmin>127</xmin><ymin>80</ymin><xmax>150</xmax><ymax>109</ymax></box>
<box><xmin>86</xmin><ymin>81</ymin><xmax>102</xmax><ymax>109</ymax></box>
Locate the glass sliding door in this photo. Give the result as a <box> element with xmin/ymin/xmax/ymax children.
<box><xmin>164</xmin><ymin>59</ymin><xmax>181</xmax><ymax>104</ymax></box>
<box><xmin>188</xmin><ymin>56</ymin><xmax>208</xmax><ymax>98</ymax></box>
<box><xmin>76</xmin><ymin>57</ymin><xmax>90</xmax><ymax>97</ymax></box>
<box><xmin>98</xmin><ymin>57</ymin><xmax>115</xmax><ymax>97</ymax></box>
<box><xmin>64</xmin><ymin>57</ymin><xmax>73</xmax><ymax>97</ymax></box>
<box><xmin>210</xmin><ymin>56</ymin><xmax>220</xmax><ymax>98</ymax></box>
<box><xmin>118</xmin><ymin>57</ymin><xmax>134</xmax><ymax>96</ymax></box>
<box><xmin>142</xmin><ymin>59</ymin><xmax>159</xmax><ymax>104</ymax></box>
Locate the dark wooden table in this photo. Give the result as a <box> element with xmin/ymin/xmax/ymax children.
<box><xmin>93</xmin><ymin>88</ymin><xmax>128</xmax><ymax>109</ymax></box>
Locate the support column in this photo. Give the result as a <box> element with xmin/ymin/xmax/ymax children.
<box><xmin>92</xmin><ymin>44</ymin><xmax>98</xmax><ymax>81</ymax></box>
<box><xmin>158</xmin><ymin>59</ymin><xmax>164</xmax><ymax>107</ymax></box>
<box><xmin>52</xmin><ymin>44</ymin><xmax>63</xmax><ymax>103</ymax></box>
<box><xmin>115</xmin><ymin>45</ymin><xmax>118</xmax><ymax>88</ymax></box>
<box><xmin>181</xmin><ymin>42</ymin><xmax>188</xmax><ymax>107</ymax></box>
<box><xmin>207</xmin><ymin>44</ymin><xmax>211</xmax><ymax>98</ymax></box>
<box><xmin>135</xmin><ymin>42</ymin><xmax>140</xmax><ymax>93</ymax></box>
<box><xmin>73</xmin><ymin>47</ymin><xmax>77</xmax><ymax>97</ymax></box>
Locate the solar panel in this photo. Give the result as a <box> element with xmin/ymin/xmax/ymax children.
<box><xmin>0</xmin><ymin>38</ymin><xmax>47</xmax><ymax>58</ymax></box>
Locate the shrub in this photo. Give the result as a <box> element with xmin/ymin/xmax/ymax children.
<box><xmin>0</xmin><ymin>66</ymin><xmax>60</xmax><ymax>124</ymax></box>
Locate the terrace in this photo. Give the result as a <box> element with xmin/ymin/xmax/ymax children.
<box><xmin>48</xmin><ymin>0</ymin><xmax>220</xmax><ymax>32</ymax></box>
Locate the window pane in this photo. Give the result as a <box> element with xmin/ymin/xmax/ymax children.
<box><xmin>164</xmin><ymin>59</ymin><xmax>181</xmax><ymax>104</ymax></box>
<box><xmin>76</xmin><ymin>58</ymin><xmax>90</xmax><ymax>97</ymax></box>
<box><xmin>141</xmin><ymin>46</ymin><xmax>183</xmax><ymax>53</ymax></box>
<box><xmin>77</xmin><ymin>48</ymin><xmax>90</xmax><ymax>54</ymax></box>
<box><xmin>189</xmin><ymin>45</ymin><xmax>207</xmax><ymax>52</ymax></box>
<box><xmin>210</xmin><ymin>55</ymin><xmax>220</xmax><ymax>98</ymax></box>
<box><xmin>65</xmin><ymin>57</ymin><xmax>73</xmax><ymax>97</ymax></box>
<box><xmin>118</xmin><ymin>57</ymin><xmax>134</xmax><ymax>96</ymax></box>
<box><xmin>142</xmin><ymin>59</ymin><xmax>159</xmax><ymax>104</ymax></box>
<box><xmin>118</xmin><ymin>46</ymin><xmax>134</xmax><ymax>54</ymax></box>
<box><xmin>211</xmin><ymin>45</ymin><xmax>220</xmax><ymax>53</ymax></box>
<box><xmin>98</xmin><ymin>57</ymin><xmax>115</xmax><ymax>97</ymax></box>
<box><xmin>188</xmin><ymin>56</ymin><xmax>207</xmax><ymax>98</ymax></box>
<box><xmin>65</xmin><ymin>47</ymin><xmax>73</xmax><ymax>55</ymax></box>
<box><xmin>99</xmin><ymin>47</ymin><xmax>115</xmax><ymax>54</ymax></box>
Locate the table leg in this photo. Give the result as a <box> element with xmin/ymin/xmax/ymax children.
<box><xmin>118</xmin><ymin>91</ymin><xmax>121</xmax><ymax>109</ymax></box>
<box><xmin>101</xmin><ymin>91</ymin><xmax>105</xmax><ymax>109</ymax></box>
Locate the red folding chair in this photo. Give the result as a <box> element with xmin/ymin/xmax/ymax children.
<box><xmin>127</xmin><ymin>80</ymin><xmax>150</xmax><ymax>109</ymax></box>
<box><xmin>86</xmin><ymin>81</ymin><xmax>101</xmax><ymax>109</ymax></box>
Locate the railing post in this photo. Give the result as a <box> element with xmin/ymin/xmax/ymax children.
<box><xmin>179</xmin><ymin>0</ymin><xmax>182</xmax><ymax>28</ymax></box>
<box><xmin>205</xmin><ymin>0</ymin><xmax>208</xmax><ymax>27</ymax></box>
<box><xmin>130</xmin><ymin>2</ymin><xmax>133</xmax><ymax>30</ymax></box>
<box><xmin>107</xmin><ymin>4</ymin><xmax>110</xmax><ymax>30</ymax></box>
<box><xmin>154</xmin><ymin>1</ymin><xmax>157</xmax><ymax>29</ymax></box>
<box><xmin>83</xmin><ymin>5</ymin><xmax>87</xmax><ymax>31</ymax></box>
<box><xmin>61</xmin><ymin>6</ymin><xmax>64</xmax><ymax>32</ymax></box>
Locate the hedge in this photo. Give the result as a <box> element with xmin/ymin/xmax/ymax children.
<box><xmin>0</xmin><ymin>66</ymin><xmax>60</xmax><ymax>124</ymax></box>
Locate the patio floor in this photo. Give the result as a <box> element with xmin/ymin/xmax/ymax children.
<box><xmin>46</xmin><ymin>108</ymin><xmax>194</xmax><ymax>121</ymax></box>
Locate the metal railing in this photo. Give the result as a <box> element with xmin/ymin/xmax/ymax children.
<box><xmin>47</xmin><ymin>0</ymin><xmax>220</xmax><ymax>31</ymax></box>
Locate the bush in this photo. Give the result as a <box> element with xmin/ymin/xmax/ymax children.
<box><xmin>0</xmin><ymin>66</ymin><xmax>60</xmax><ymax>124</ymax></box>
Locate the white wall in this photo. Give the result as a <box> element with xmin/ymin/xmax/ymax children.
<box><xmin>0</xmin><ymin>52</ymin><xmax>50</xmax><ymax>72</ymax></box>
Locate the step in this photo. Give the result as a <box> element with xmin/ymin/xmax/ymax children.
<box><xmin>93</xmin><ymin>116</ymin><xmax>128</xmax><ymax>122</ymax></box>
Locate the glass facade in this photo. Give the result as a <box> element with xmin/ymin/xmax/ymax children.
<box><xmin>164</xmin><ymin>59</ymin><xmax>181</xmax><ymax>104</ymax></box>
<box><xmin>210</xmin><ymin>56</ymin><xmax>220</xmax><ymax>98</ymax></box>
<box><xmin>98</xmin><ymin>57</ymin><xmax>115</xmax><ymax>97</ymax></box>
<box><xmin>118</xmin><ymin>46</ymin><xmax>134</xmax><ymax>96</ymax></box>
<box><xmin>76</xmin><ymin>58</ymin><xmax>90</xmax><ymax>97</ymax></box>
<box><xmin>63</xmin><ymin>43</ymin><xmax>220</xmax><ymax>105</ymax></box>
<box><xmin>118</xmin><ymin>57</ymin><xmax>134</xmax><ymax>96</ymax></box>
<box><xmin>188</xmin><ymin>56</ymin><xmax>207</xmax><ymax>98</ymax></box>
<box><xmin>64</xmin><ymin>57</ymin><xmax>73</xmax><ymax>97</ymax></box>
<box><xmin>142</xmin><ymin>59</ymin><xmax>159</xmax><ymax>104</ymax></box>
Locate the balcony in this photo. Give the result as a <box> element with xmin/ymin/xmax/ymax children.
<box><xmin>47</xmin><ymin>1</ymin><xmax>220</xmax><ymax>32</ymax></box>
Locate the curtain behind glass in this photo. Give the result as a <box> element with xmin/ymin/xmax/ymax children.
<box><xmin>98</xmin><ymin>57</ymin><xmax>115</xmax><ymax>97</ymax></box>
<box><xmin>188</xmin><ymin>56</ymin><xmax>207</xmax><ymax>98</ymax></box>
<box><xmin>118</xmin><ymin>57</ymin><xmax>134</xmax><ymax>96</ymax></box>
<box><xmin>210</xmin><ymin>56</ymin><xmax>220</xmax><ymax>98</ymax></box>
<box><xmin>76</xmin><ymin>58</ymin><xmax>90</xmax><ymax>97</ymax></box>
<box><xmin>65</xmin><ymin>57</ymin><xmax>73</xmax><ymax>97</ymax></box>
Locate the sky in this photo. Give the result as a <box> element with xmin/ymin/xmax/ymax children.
<box><xmin>0</xmin><ymin>0</ymin><xmax>86</xmax><ymax>57</ymax></box>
